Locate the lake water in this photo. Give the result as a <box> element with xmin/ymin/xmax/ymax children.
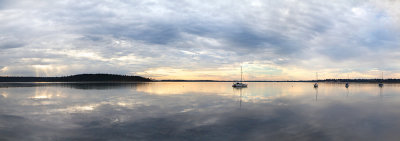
<box><xmin>1</xmin><ymin>82</ymin><xmax>400</xmax><ymax>141</ymax></box>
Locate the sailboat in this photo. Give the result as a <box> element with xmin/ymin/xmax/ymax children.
<box><xmin>379</xmin><ymin>72</ymin><xmax>384</xmax><ymax>87</ymax></box>
<box><xmin>232</xmin><ymin>66</ymin><xmax>247</xmax><ymax>87</ymax></box>
<box><xmin>345</xmin><ymin>74</ymin><xmax>349</xmax><ymax>88</ymax></box>
<box><xmin>314</xmin><ymin>72</ymin><xmax>318</xmax><ymax>88</ymax></box>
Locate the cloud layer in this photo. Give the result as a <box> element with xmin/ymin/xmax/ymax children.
<box><xmin>0</xmin><ymin>0</ymin><xmax>399</xmax><ymax>80</ymax></box>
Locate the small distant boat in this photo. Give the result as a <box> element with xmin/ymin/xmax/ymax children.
<box><xmin>314</xmin><ymin>72</ymin><xmax>318</xmax><ymax>88</ymax></box>
<box><xmin>233</xmin><ymin>66</ymin><xmax>247</xmax><ymax>88</ymax></box>
<box><xmin>345</xmin><ymin>74</ymin><xmax>349</xmax><ymax>88</ymax></box>
<box><xmin>379</xmin><ymin>72</ymin><xmax>384</xmax><ymax>87</ymax></box>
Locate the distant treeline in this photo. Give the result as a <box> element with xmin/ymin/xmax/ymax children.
<box><xmin>323</xmin><ymin>79</ymin><xmax>395</xmax><ymax>83</ymax></box>
<box><xmin>160</xmin><ymin>79</ymin><xmax>400</xmax><ymax>82</ymax></box>
<box><xmin>0</xmin><ymin>74</ymin><xmax>152</xmax><ymax>82</ymax></box>
<box><xmin>1</xmin><ymin>75</ymin><xmax>398</xmax><ymax>82</ymax></box>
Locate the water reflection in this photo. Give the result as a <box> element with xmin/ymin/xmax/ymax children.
<box><xmin>0</xmin><ymin>82</ymin><xmax>148</xmax><ymax>90</ymax></box>
<box><xmin>1</xmin><ymin>82</ymin><xmax>400</xmax><ymax>140</ymax></box>
<box><xmin>239</xmin><ymin>88</ymin><xmax>242</xmax><ymax>109</ymax></box>
<box><xmin>136</xmin><ymin>82</ymin><xmax>233</xmax><ymax>95</ymax></box>
<box><xmin>233</xmin><ymin>87</ymin><xmax>246</xmax><ymax>109</ymax></box>
<box><xmin>314</xmin><ymin>87</ymin><xmax>318</xmax><ymax>102</ymax></box>
<box><xmin>1</xmin><ymin>91</ymin><xmax>7</xmax><ymax>98</ymax></box>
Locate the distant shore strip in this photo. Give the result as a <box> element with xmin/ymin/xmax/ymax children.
<box><xmin>0</xmin><ymin>73</ymin><xmax>398</xmax><ymax>82</ymax></box>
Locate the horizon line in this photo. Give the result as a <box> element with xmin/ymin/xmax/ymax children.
<box><xmin>0</xmin><ymin>73</ymin><xmax>396</xmax><ymax>81</ymax></box>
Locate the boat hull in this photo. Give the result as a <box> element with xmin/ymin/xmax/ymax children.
<box><xmin>233</xmin><ymin>83</ymin><xmax>247</xmax><ymax>87</ymax></box>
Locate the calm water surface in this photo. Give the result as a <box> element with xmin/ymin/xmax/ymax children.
<box><xmin>1</xmin><ymin>82</ymin><xmax>400</xmax><ymax>141</ymax></box>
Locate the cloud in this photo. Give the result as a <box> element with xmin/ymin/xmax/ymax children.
<box><xmin>0</xmin><ymin>36</ymin><xmax>25</xmax><ymax>49</ymax></box>
<box><xmin>373</xmin><ymin>0</ymin><xmax>400</xmax><ymax>29</ymax></box>
<box><xmin>0</xmin><ymin>0</ymin><xmax>399</xmax><ymax>79</ymax></box>
<box><xmin>0</xmin><ymin>41</ymin><xmax>25</xmax><ymax>49</ymax></box>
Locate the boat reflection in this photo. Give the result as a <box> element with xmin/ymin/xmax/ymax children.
<box><xmin>233</xmin><ymin>87</ymin><xmax>246</xmax><ymax>109</ymax></box>
<box><xmin>314</xmin><ymin>87</ymin><xmax>318</xmax><ymax>102</ymax></box>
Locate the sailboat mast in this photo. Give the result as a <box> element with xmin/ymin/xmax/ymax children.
<box><xmin>382</xmin><ymin>72</ymin><xmax>383</xmax><ymax>81</ymax></box>
<box><xmin>241</xmin><ymin>66</ymin><xmax>243</xmax><ymax>82</ymax></box>
<box><xmin>316</xmin><ymin>72</ymin><xmax>318</xmax><ymax>82</ymax></box>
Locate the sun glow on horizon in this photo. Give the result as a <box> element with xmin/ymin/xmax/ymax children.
<box><xmin>1</xmin><ymin>63</ymin><xmax>399</xmax><ymax>81</ymax></box>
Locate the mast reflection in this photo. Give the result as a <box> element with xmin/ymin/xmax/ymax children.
<box><xmin>314</xmin><ymin>87</ymin><xmax>318</xmax><ymax>102</ymax></box>
<box><xmin>233</xmin><ymin>87</ymin><xmax>246</xmax><ymax>109</ymax></box>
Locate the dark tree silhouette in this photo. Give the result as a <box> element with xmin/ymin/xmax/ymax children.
<box><xmin>0</xmin><ymin>74</ymin><xmax>152</xmax><ymax>82</ymax></box>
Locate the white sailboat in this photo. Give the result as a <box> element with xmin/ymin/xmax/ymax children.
<box><xmin>233</xmin><ymin>66</ymin><xmax>247</xmax><ymax>87</ymax></box>
<box><xmin>314</xmin><ymin>72</ymin><xmax>318</xmax><ymax>88</ymax></box>
<box><xmin>379</xmin><ymin>72</ymin><xmax>384</xmax><ymax>87</ymax></box>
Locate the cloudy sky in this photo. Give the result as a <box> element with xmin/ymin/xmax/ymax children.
<box><xmin>0</xmin><ymin>0</ymin><xmax>399</xmax><ymax>80</ymax></box>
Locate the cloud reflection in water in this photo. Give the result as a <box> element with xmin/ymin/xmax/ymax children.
<box><xmin>1</xmin><ymin>82</ymin><xmax>400</xmax><ymax>140</ymax></box>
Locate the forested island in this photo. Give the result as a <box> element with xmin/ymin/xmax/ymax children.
<box><xmin>0</xmin><ymin>74</ymin><xmax>152</xmax><ymax>82</ymax></box>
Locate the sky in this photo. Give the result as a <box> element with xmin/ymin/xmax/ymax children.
<box><xmin>0</xmin><ymin>0</ymin><xmax>400</xmax><ymax>80</ymax></box>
